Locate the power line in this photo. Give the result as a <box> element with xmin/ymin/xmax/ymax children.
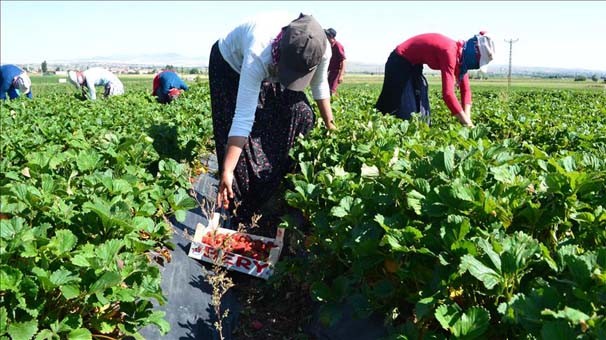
<box><xmin>504</xmin><ymin>38</ymin><xmax>519</xmax><ymax>89</ymax></box>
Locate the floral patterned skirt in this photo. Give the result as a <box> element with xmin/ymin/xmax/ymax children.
<box><xmin>208</xmin><ymin>41</ymin><xmax>315</xmax><ymax>223</ymax></box>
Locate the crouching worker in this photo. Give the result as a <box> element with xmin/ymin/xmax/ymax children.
<box><xmin>152</xmin><ymin>70</ymin><xmax>189</xmax><ymax>103</ymax></box>
<box><xmin>67</xmin><ymin>67</ymin><xmax>124</xmax><ymax>100</ymax></box>
<box><xmin>1</xmin><ymin>64</ymin><xmax>33</xmax><ymax>100</ymax></box>
<box><xmin>209</xmin><ymin>13</ymin><xmax>335</xmax><ymax>229</ymax></box>
<box><xmin>376</xmin><ymin>32</ymin><xmax>495</xmax><ymax>127</ymax></box>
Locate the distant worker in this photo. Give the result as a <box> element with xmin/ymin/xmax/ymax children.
<box><xmin>1</xmin><ymin>64</ymin><xmax>33</xmax><ymax>100</ymax></box>
<box><xmin>324</xmin><ymin>28</ymin><xmax>346</xmax><ymax>96</ymax></box>
<box><xmin>376</xmin><ymin>32</ymin><xmax>495</xmax><ymax>127</ymax></box>
<box><xmin>67</xmin><ymin>67</ymin><xmax>124</xmax><ymax>100</ymax></box>
<box><xmin>152</xmin><ymin>70</ymin><xmax>189</xmax><ymax>103</ymax></box>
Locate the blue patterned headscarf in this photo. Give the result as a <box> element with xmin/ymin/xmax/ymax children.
<box><xmin>459</xmin><ymin>36</ymin><xmax>480</xmax><ymax>81</ymax></box>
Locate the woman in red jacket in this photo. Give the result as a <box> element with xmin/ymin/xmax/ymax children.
<box><xmin>376</xmin><ymin>32</ymin><xmax>495</xmax><ymax>127</ymax></box>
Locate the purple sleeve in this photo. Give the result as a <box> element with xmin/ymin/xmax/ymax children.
<box><xmin>337</xmin><ymin>42</ymin><xmax>346</xmax><ymax>60</ymax></box>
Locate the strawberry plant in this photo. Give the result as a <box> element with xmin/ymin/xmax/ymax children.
<box><xmin>1</xmin><ymin>85</ymin><xmax>214</xmax><ymax>339</ymax></box>
<box><xmin>283</xmin><ymin>87</ymin><xmax>606</xmax><ymax>338</ymax></box>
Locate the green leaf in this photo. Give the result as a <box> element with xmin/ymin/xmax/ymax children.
<box><xmin>438</xmin><ymin>181</ymin><xmax>476</xmax><ymax>210</ymax></box>
<box><xmin>132</xmin><ymin>217</ymin><xmax>156</xmax><ymax>232</ymax></box>
<box><xmin>374</xmin><ymin>214</ymin><xmax>388</xmax><ymax>231</ymax></box>
<box><xmin>331</xmin><ymin>206</ymin><xmax>348</xmax><ymax>218</ymax></box>
<box><xmin>0</xmin><ymin>307</ymin><xmax>7</xmax><ymax>333</ymax></box>
<box><xmin>435</xmin><ymin>304</ymin><xmax>490</xmax><ymax>339</ymax></box>
<box><xmin>0</xmin><ymin>219</ymin><xmax>16</xmax><ymax>239</ymax></box>
<box><xmin>450</xmin><ymin>183</ymin><xmax>475</xmax><ymax>203</ymax></box>
<box><xmin>145</xmin><ymin>311</ymin><xmax>170</xmax><ymax>335</ymax></box>
<box><xmin>47</xmin><ymin>230</ymin><xmax>78</xmax><ymax>255</ymax></box>
<box><xmin>57</xmin><ymin>314</ymin><xmax>82</xmax><ymax>333</ymax></box>
<box><xmin>138</xmin><ymin>202</ymin><xmax>157</xmax><ymax>216</ymax></box>
<box><xmin>500</xmin><ymin>232</ymin><xmax>539</xmax><ymax>275</ymax></box>
<box><xmin>564</xmin><ymin>255</ymin><xmax>592</xmax><ymax>289</ymax></box>
<box><xmin>97</xmin><ymin>321</ymin><xmax>116</xmax><ymax>334</ymax></box>
<box><xmin>435</xmin><ymin>304</ymin><xmax>461</xmax><ymax>330</ymax></box>
<box><xmin>383</xmin><ymin>234</ymin><xmax>402</xmax><ymax>250</ymax></box>
<box><xmin>110</xmin><ymin>179</ymin><xmax>133</xmax><ymax>195</ymax></box>
<box><xmin>560</xmin><ymin>156</ymin><xmax>576</xmax><ymax>172</ymax></box>
<box><xmin>540</xmin><ymin>244</ymin><xmax>559</xmax><ymax>272</ymax></box>
<box><xmin>413</xmin><ymin>178</ymin><xmax>431</xmax><ymax>194</ymax></box>
<box><xmin>40</xmin><ymin>175</ymin><xmax>55</xmax><ymax>194</ymax></box>
<box><xmin>60</xmin><ymin>285</ymin><xmax>81</xmax><ymax>300</ymax></box>
<box><xmin>443</xmin><ymin>146</ymin><xmax>455</xmax><ymax>175</ymax></box>
<box><xmin>311</xmin><ymin>282</ymin><xmax>332</xmax><ymax>302</ymax></box>
<box><xmin>477</xmin><ymin>238</ymin><xmax>502</xmax><ymax>272</ymax></box>
<box><xmin>50</xmin><ymin>268</ymin><xmax>79</xmax><ymax>286</ymax></box>
<box><xmin>360</xmin><ymin>164</ymin><xmax>380</xmax><ymax>177</ymax></box>
<box><xmin>570</xmin><ymin>211</ymin><xmax>595</xmax><ymax>223</ymax></box>
<box><xmin>415</xmin><ymin>296</ymin><xmax>436</xmax><ymax>320</ymax></box>
<box><xmin>542</xmin><ymin>307</ymin><xmax>590</xmax><ymax>324</ymax></box>
<box><xmin>541</xmin><ymin>320</ymin><xmax>576</xmax><ymax>340</ymax></box>
<box><xmin>459</xmin><ymin>254</ymin><xmax>502</xmax><ymax>290</ymax></box>
<box><xmin>174</xmin><ymin>209</ymin><xmax>187</xmax><ymax>222</ymax></box>
<box><xmin>68</xmin><ymin>328</ymin><xmax>92</xmax><ymax>340</ymax></box>
<box><xmin>82</xmin><ymin>199</ymin><xmax>127</xmax><ymax>229</ymax></box>
<box><xmin>331</xmin><ymin>196</ymin><xmax>353</xmax><ymax>218</ymax></box>
<box><xmin>406</xmin><ymin>190</ymin><xmax>424</xmax><ymax>215</ymax></box>
<box><xmin>96</xmin><ymin>239</ymin><xmax>124</xmax><ymax>266</ymax></box>
<box><xmin>76</xmin><ymin>150</ymin><xmax>101</xmax><ymax>172</ymax></box>
<box><xmin>7</xmin><ymin>320</ymin><xmax>38</xmax><ymax>340</ymax></box>
<box><xmin>299</xmin><ymin>162</ymin><xmax>313</xmax><ymax>182</ymax></box>
<box><xmin>452</xmin><ymin>306</ymin><xmax>490</xmax><ymax>339</ymax></box>
<box><xmin>0</xmin><ymin>266</ymin><xmax>23</xmax><ymax>292</ymax></box>
<box><xmin>441</xmin><ymin>215</ymin><xmax>471</xmax><ymax>249</ymax></box>
<box><xmin>34</xmin><ymin>329</ymin><xmax>54</xmax><ymax>340</ymax></box>
<box><xmin>502</xmin><ymin>288</ymin><xmax>560</xmax><ymax>332</ymax></box>
<box><xmin>114</xmin><ymin>288</ymin><xmax>137</xmax><ymax>302</ymax></box>
<box><xmin>71</xmin><ymin>255</ymin><xmax>91</xmax><ymax>267</ymax></box>
<box><xmin>172</xmin><ymin>188</ymin><xmax>197</xmax><ymax>211</ymax></box>
<box><xmin>490</xmin><ymin>165</ymin><xmax>516</xmax><ymax>184</ymax></box>
<box><xmin>88</xmin><ymin>271</ymin><xmax>121</xmax><ymax>294</ymax></box>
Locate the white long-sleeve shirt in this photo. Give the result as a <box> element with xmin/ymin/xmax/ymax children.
<box><xmin>218</xmin><ymin>16</ymin><xmax>332</xmax><ymax>137</ymax></box>
<box><xmin>83</xmin><ymin>67</ymin><xmax>123</xmax><ymax>100</ymax></box>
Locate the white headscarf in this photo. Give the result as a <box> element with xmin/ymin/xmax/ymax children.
<box><xmin>14</xmin><ymin>73</ymin><xmax>32</xmax><ymax>94</ymax></box>
<box><xmin>477</xmin><ymin>34</ymin><xmax>496</xmax><ymax>72</ymax></box>
<box><xmin>67</xmin><ymin>70</ymin><xmax>83</xmax><ymax>88</ymax></box>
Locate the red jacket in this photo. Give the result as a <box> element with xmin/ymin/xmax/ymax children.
<box><xmin>395</xmin><ymin>33</ymin><xmax>471</xmax><ymax>115</ymax></box>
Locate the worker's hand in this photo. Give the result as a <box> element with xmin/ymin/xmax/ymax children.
<box><xmin>338</xmin><ymin>77</ymin><xmax>343</xmax><ymax>84</ymax></box>
<box><xmin>217</xmin><ymin>170</ymin><xmax>234</xmax><ymax>210</ymax></box>
<box><xmin>326</xmin><ymin>120</ymin><xmax>337</xmax><ymax>131</ymax></box>
<box><xmin>455</xmin><ymin>112</ymin><xmax>474</xmax><ymax>127</ymax></box>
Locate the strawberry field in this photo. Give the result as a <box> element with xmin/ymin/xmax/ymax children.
<box><xmin>1</xmin><ymin>79</ymin><xmax>605</xmax><ymax>339</ymax></box>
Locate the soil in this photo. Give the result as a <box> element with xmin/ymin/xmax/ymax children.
<box><xmin>217</xmin><ymin>186</ymin><xmax>318</xmax><ymax>339</ymax></box>
<box><xmin>229</xmin><ymin>205</ymin><xmax>317</xmax><ymax>339</ymax></box>
<box><xmin>230</xmin><ymin>271</ymin><xmax>316</xmax><ymax>340</ymax></box>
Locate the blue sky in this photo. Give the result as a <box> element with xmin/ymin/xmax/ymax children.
<box><xmin>1</xmin><ymin>1</ymin><xmax>605</xmax><ymax>71</ymax></box>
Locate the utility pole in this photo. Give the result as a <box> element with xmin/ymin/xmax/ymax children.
<box><xmin>504</xmin><ymin>38</ymin><xmax>519</xmax><ymax>89</ymax></box>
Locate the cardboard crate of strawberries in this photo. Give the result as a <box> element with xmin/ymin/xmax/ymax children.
<box><xmin>188</xmin><ymin>212</ymin><xmax>285</xmax><ymax>279</ymax></box>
